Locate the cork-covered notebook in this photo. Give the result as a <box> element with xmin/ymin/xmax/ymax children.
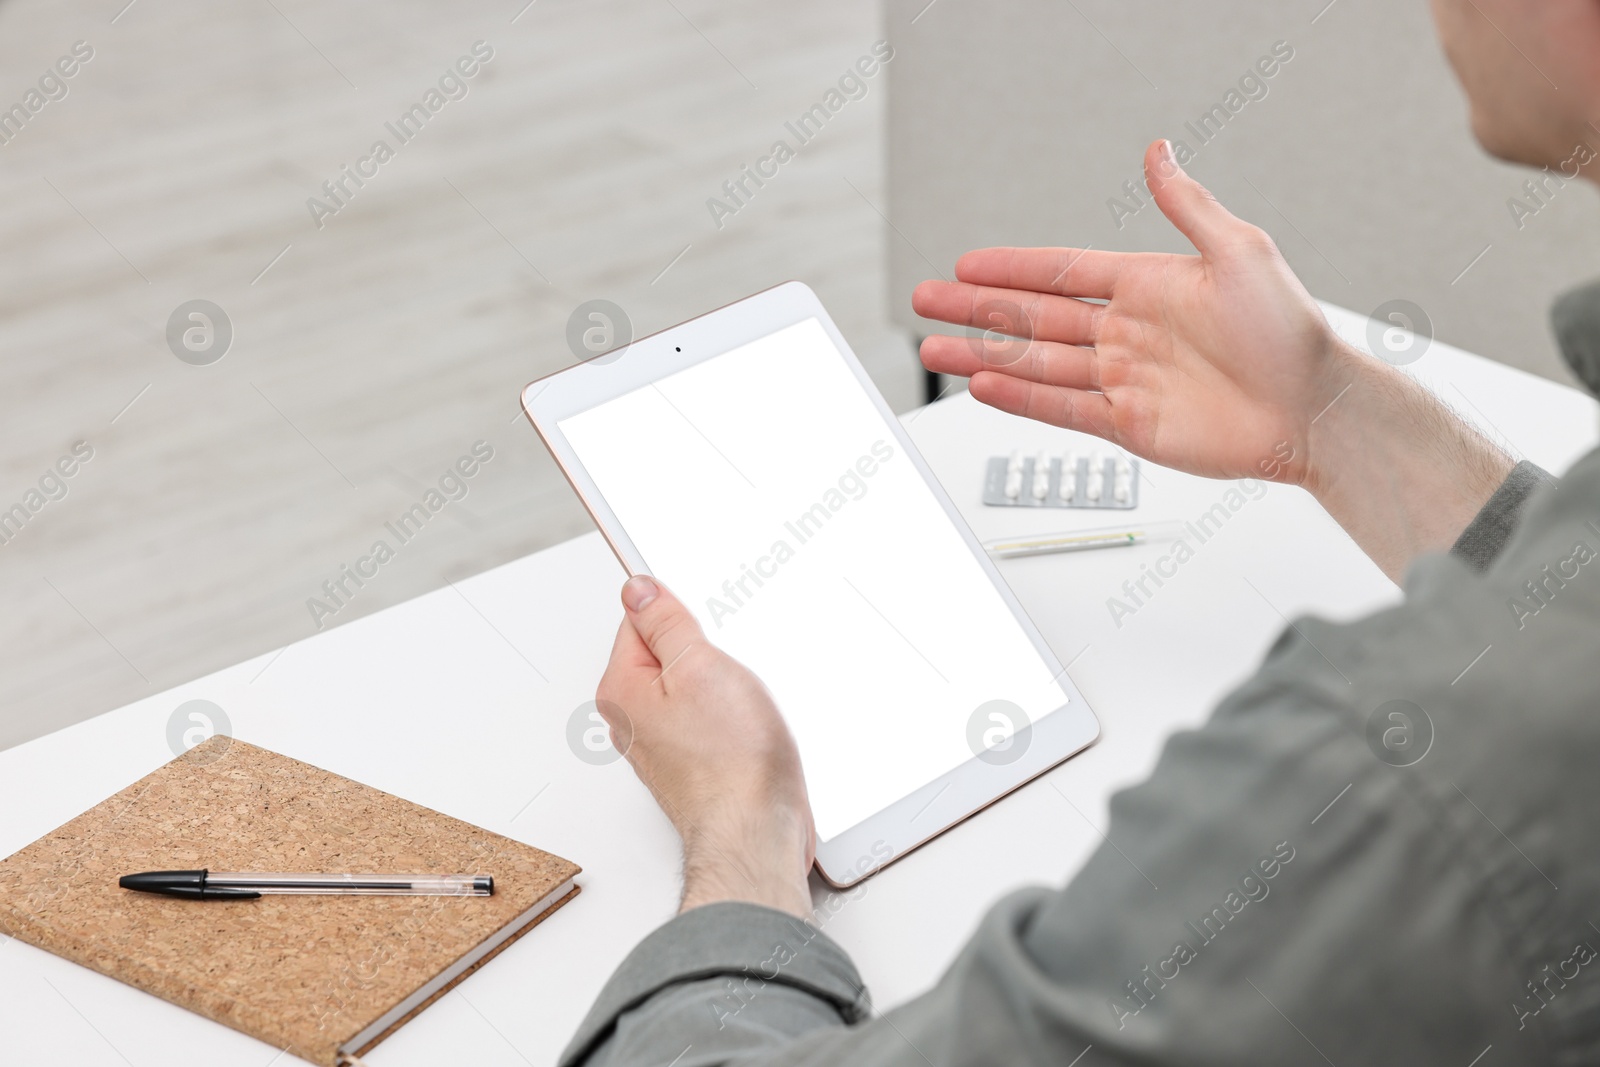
<box><xmin>0</xmin><ymin>736</ymin><xmax>580</xmax><ymax>1066</ymax></box>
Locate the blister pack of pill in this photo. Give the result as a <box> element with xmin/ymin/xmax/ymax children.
<box><xmin>982</xmin><ymin>449</ymin><xmax>1139</xmax><ymax>509</ymax></box>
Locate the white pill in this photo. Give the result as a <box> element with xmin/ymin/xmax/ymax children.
<box><xmin>1004</xmin><ymin>471</ymin><xmax>1022</xmax><ymax>499</ymax></box>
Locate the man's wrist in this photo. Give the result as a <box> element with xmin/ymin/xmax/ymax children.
<box><xmin>1297</xmin><ymin>340</ymin><xmax>1514</xmax><ymax>579</ymax></box>
<box><xmin>680</xmin><ymin>864</ymin><xmax>812</xmax><ymax>919</ymax></box>
<box><xmin>1297</xmin><ymin>339</ymin><xmax>1387</xmax><ymax>497</ymax></box>
<box><xmin>677</xmin><ymin>811</ymin><xmax>814</xmax><ymax>920</ymax></box>
<box><xmin>681</xmin><ymin>851</ymin><xmax>813</xmax><ymax>919</ymax></box>
<box><xmin>1302</xmin><ymin>342</ymin><xmax>1513</xmax><ymax>502</ymax></box>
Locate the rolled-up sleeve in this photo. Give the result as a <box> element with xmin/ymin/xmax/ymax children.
<box><xmin>1449</xmin><ymin>458</ymin><xmax>1551</xmax><ymax>570</ymax></box>
<box><xmin>560</xmin><ymin>903</ymin><xmax>870</xmax><ymax>1067</ymax></box>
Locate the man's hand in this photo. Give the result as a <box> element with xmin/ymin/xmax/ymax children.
<box><xmin>596</xmin><ymin>575</ymin><xmax>814</xmax><ymax>919</ymax></box>
<box><xmin>914</xmin><ymin>139</ymin><xmax>1512</xmax><ymax>580</ymax></box>
<box><xmin>917</xmin><ymin>139</ymin><xmax>1342</xmax><ymax>487</ymax></box>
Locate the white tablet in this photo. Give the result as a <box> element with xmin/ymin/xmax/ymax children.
<box><xmin>522</xmin><ymin>281</ymin><xmax>1099</xmax><ymax>886</ymax></box>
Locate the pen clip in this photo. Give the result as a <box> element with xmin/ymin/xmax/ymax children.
<box><xmin>157</xmin><ymin>885</ymin><xmax>263</xmax><ymax>900</ymax></box>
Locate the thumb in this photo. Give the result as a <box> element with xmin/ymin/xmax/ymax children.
<box><xmin>620</xmin><ymin>575</ymin><xmax>705</xmax><ymax>673</ymax></box>
<box><xmin>1144</xmin><ymin>139</ymin><xmax>1245</xmax><ymax>258</ymax></box>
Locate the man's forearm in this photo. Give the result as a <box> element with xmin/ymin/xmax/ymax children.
<box><xmin>1302</xmin><ymin>342</ymin><xmax>1515</xmax><ymax>582</ymax></box>
<box><xmin>677</xmin><ymin>804</ymin><xmax>814</xmax><ymax>918</ymax></box>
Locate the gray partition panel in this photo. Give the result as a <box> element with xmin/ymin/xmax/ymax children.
<box><xmin>886</xmin><ymin>0</ymin><xmax>1600</xmax><ymax>385</ymax></box>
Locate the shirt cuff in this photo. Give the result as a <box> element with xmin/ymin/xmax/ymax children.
<box><xmin>1449</xmin><ymin>459</ymin><xmax>1552</xmax><ymax>571</ymax></box>
<box><xmin>560</xmin><ymin>901</ymin><xmax>871</xmax><ymax>1067</ymax></box>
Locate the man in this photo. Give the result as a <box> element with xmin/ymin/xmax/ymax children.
<box><xmin>563</xmin><ymin>1</ymin><xmax>1600</xmax><ymax>1062</ymax></box>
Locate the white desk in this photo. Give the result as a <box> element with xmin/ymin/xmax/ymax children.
<box><xmin>2</xmin><ymin>305</ymin><xmax>1594</xmax><ymax>1066</ymax></box>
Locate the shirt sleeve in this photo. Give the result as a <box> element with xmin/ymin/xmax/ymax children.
<box><xmin>559</xmin><ymin>902</ymin><xmax>870</xmax><ymax>1067</ymax></box>
<box><xmin>1449</xmin><ymin>459</ymin><xmax>1551</xmax><ymax>570</ymax></box>
<box><xmin>563</xmin><ymin>454</ymin><xmax>1597</xmax><ymax>1067</ymax></box>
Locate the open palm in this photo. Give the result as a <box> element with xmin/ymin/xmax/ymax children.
<box><xmin>914</xmin><ymin>140</ymin><xmax>1353</xmax><ymax>486</ymax></box>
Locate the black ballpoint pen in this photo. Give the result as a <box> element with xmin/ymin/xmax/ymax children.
<box><xmin>118</xmin><ymin>870</ymin><xmax>493</xmax><ymax>900</ymax></box>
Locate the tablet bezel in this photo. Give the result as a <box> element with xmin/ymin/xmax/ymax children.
<box><xmin>521</xmin><ymin>281</ymin><xmax>1100</xmax><ymax>887</ymax></box>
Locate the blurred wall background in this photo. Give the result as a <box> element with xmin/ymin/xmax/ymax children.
<box><xmin>4</xmin><ymin>0</ymin><xmax>1597</xmax><ymax>751</ymax></box>
<box><xmin>0</xmin><ymin>0</ymin><xmax>913</xmax><ymax>749</ymax></box>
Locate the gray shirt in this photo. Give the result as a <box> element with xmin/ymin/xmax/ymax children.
<box><xmin>561</xmin><ymin>450</ymin><xmax>1600</xmax><ymax>1067</ymax></box>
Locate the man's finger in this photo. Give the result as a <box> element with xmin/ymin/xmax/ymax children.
<box><xmin>969</xmin><ymin>372</ymin><xmax>1118</xmax><ymax>440</ymax></box>
<box><xmin>595</xmin><ymin>616</ymin><xmax>651</xmax><ymax>723</ymax></box>
<box><xmin>620</xmin><ymin>575</ymin><xmax>706</xmax><ymax>683</ymax></box>
<box><xmin>1144</xmin><ymin>138</ymin><xmax>1246</xmax><ymax>258</ymax></box>
<box><xmin>912</xmin><ymin>280</ymin><xmax>1102</xmax><ymax>346</ymax></box>
<box><xmin>920</xmin><ymin>333</ymin><xmax>1099</xmax><ymax>389</ymax></box>
<box><xmin>606</xmin><ymin>611</ymin><xmax>655</xmax><ymax>672</ymax></box>
<box><xmin>954</xmin><ymin>246</ymin><xmax>1125</xmax><ymax>299</ymax></box>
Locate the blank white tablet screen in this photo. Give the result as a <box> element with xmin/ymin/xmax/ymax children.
<box><xmin>558</xmin><ymin>318</ymin><xmax>1068</xmax><ymax>841</ymax></box>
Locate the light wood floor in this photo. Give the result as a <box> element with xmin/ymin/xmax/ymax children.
<box><xmin>0</xmin><ymin>0</ymin><xmax>917</xmax><ymax>749</ymax></box>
